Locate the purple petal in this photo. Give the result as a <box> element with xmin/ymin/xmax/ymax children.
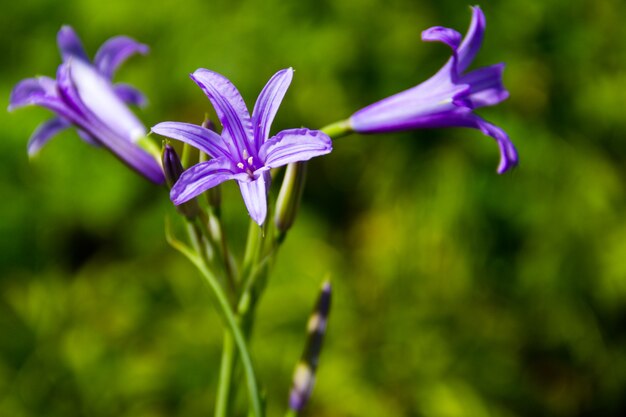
<box><xmin>457</xmin><ymin>6</ymin><xmax>486</xmax><ymax>73</ymax></box>
<box><xmin>259</xmin><ymin>128</ymin><xmax>332</xmax><ymax>168</ymax></box>
<box><xmin>190</xmin><ymin>69</ymin><xmax>253</xmax><ymax>160</ymax></box>
<box><xmin>422</xmin><ymin>26</ymin><xmax>462</xmax><ymax>51</ymax></box>
<box><xmin>171</xmin><ymin>158</ymin><xmax>236</xmax><ymax>204</ymax></box>
<box><xmin>113</xmin><ymin>83</ymin><xmax>148</xmax><ymax>107</ymax></box>
<box><xmin>27</xmin><ymin>117</ymin><xmax>69</xmax><ymax>156</ymax></box>
<box><xmin>471</xmin><ymin>117</ymin><xmax>518</xmax><ymax>174</ymax></box>
<box><xmin>69</xmin><ymin>59</ymin><xmax>146</xmax><ymax>141</ymax></box>
<box><xmin>151</xmin><ymin>121</ymin><xmax>230</xmax><ymax>159</ymax></box>
<box><xmin>94</xmin><ymin>36</ymin><xmax>149</xmax><ymax>79</ymax></box>
<box><xmin>9</xmin><ymin>74</ymin><xmax>78</xmax><ymax>125</ymax></box>
<box><xmin>57</xmin><ymin>26</ymin><xmax>89</xmax><ymax>62</ymax></box>
<box><xmin>8</xmin><ymin>77</ymin><xmax>58</xmax><ymax>111</ymax></box>
<box><xmin>251</xmin><ymin>68</ymin><xmax>293</xmax><ymax>148</ymax></box>
<box><xmin>238</xmin><ymin>172</ymin><xmax>269</xmax><ymax>225</ymax></box>
<box><xmin>459</xmin><ymin>63</ymin><xmax>509</xmax><ymax>108</ymax></box>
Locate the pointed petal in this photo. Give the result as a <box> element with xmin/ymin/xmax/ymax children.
<box><xmin>422</xmin><ymin>26</ymin><xmax>462</xmax><ymax>51</ymax></box>
<box><xmin>252</xmin><ymin>68</ymin><xmax>293</xmax><ymax>147</ymax></box>
<box><xmin>472</xmin><ymin>117</ymin><xmax>518</xmax><ymax>174</ymax></box>
<box><xmin>238</xmin><ymin>172</ymin><xmax>269</xmax><ymax>225</ymax></box>
<box><xmin>449</xmin><ymin>115</ymin><xmax>517</xmax><ymax>174</ymax></box>
<box><xmin>94</xmin><ymin>36</ymin><xmax>149</xmax><ymax>79</ymax></box>
<box><xmin>259</xmin><ymin>128</ymin><xmax>332</xmax><ymax>168</ymax></box>
<box><xmin>27</xmin><ymin>117</ymin><xmax>69</xmax><ymax>156</ymax></box>
<box><xmin>57</xmin><ymin>26</ymin><xmax>89</xmax><ymax>62</ymax></box>
<box><xmin>457</xmin><ymin>6</ymin><xmax>486</xmax><ymax>72</ymax></box>
<box><xmin>151</xmin><ymin>121</ymin><xmax>230</xmax><ymax>159</ymax></box>
<box><xmin>459</xmin><ymin>63</ymin><xmax>509</xmax><ymax>108</ymax></box>
<box><xmin>8</xmin><ymin>77</ymin><xmax>57</xmax><ymax>111</ymax></box>
<box><xmin>69</xmin><ymin>58</ymin><xmax>146</xmax><ymax>141</ymax></box>
<box><xmin>9</xmin><ymin>74</ymin><xmax>78</xmax><ymax>126</ymax></box>
<box><xmin>113</xmin><ymin>83</ymin><xmax>148</xmax><ymax>107</ymax></box>
<box><xmin>171</xmin><ymin>158</ymin><xmax>236</xmax><ymax>204</ymax></box>
<box><xmin>190</xmin><ymin>69</ymin><xmax>253</xmax><ymax>159</ymax></box>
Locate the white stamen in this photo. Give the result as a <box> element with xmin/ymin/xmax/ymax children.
<box><xmin>247</xmin><ymin>156</ymin><xmax>254</xmax><ymax>165</ymax></box>
<box><xmin>243</xmin><ymin>149</ymin><xmax>249</xmax><ymax>160</ymax></box>
<box><xmin>237</xmin><ymin>162</ymin><xmax>244</xmax><ymax>169</ymax></box>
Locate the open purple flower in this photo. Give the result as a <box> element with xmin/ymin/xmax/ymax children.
<box><xmin>8</xmin><ymin>26</ymin><xmax>164</xmax><ymax>184</ymax></box>
<box><xmin>349</xmin><ymin>6</ymin><xmax>518</xmax><ymax>174</ymax></box>
<box><xmin>152</xmin><ymin>68</ymin><xmax>332</xmax><ymax>225</ymax></box>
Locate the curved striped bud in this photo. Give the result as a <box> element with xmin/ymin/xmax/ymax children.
<box><xmin>289</xmin><ymin>280</ymin><xmax>332</xmax><ymax>412</ymax></box>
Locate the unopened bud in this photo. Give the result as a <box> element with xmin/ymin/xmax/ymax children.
<box><xmin>162</xmin><ymin>143</ymin><xmax>184</xmax><ymax>188</ymax></box>
<box><xmin>201</xmin><ymin>114</ymin><xmax>217</xmax><ymax>132</ymax></box>
<box><xmin>288</xmin><ymin>280</ymin><xmax>332</xmax><ymax>412</ymax></box>
<box><xmin>162</xmin><ymin>143</ymin><xmax>199</xmax><ymax>219</ymax></box>
<box><xmin>275</xmin><ymin>162</ymin><xmax>307</xmax><ymax>237</ymax></box>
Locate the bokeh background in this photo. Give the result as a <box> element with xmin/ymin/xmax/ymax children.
<box><xmin>1</xmin><ymin>0</ymin><xmax>626</xmax><ymax>416</ymax></box>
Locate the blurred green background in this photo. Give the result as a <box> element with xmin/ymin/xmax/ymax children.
<box><xmin>1</xmin><ymin>0</ymin><xmax>626</xmax><ymax>416</ymax></box>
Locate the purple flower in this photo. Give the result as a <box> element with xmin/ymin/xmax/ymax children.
<box><xmin>152</xmin><ymin>68</ymin><xmax>332</xmax><ymax>225</ymax></box>
<box><xmin>349</xmin><ymin>6</ymin><xmax>518</xmax><ymax>174</ymax></box>
<box><xmin>8</xmin><ymin>26</ymin><xmax>164</xmax><ymax>184</ymax></box>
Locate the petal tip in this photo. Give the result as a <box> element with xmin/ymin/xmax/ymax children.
<box><xmin>422</xmin><ymin>26</ymin><xmax>462</xmax><ymax>51</ymax></box>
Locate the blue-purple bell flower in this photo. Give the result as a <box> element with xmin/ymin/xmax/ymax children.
<box><xmin>350</xmin><ymin>6</ymin><xmax>518</xmax><ymax>174</ymax></box>
<box><xmin>9</xmin><ymin>26</ymin><xmax>164</xmax><ymax>184</ymax></box>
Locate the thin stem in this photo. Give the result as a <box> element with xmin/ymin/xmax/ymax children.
<box><xmin>194</xmin><ymin>215</ymin><xmax>238</xmax><ymax>302</ymax></box>
<box><xmin>210</xmin><ymin>212</ymin><xmax>238</xmax><ymax>293</ymax></box>
<box><xmin>241</xmin><ymin>220</ymin><xmax>262</xmax><ymax>282</ymax></box>
<box><xmin>320</xmin><ymin>119</ymin><xmax>353</xmax><ymax>139</ymax></box>
<box><xmin>215</xmin><ymin>330</ymin><xmax>236</xmax><ymax>417</ymax></box>
<box><xmin>183</xmin><ymin>244</ymin><xmax>263</xmax><ymax>417</ymax></box>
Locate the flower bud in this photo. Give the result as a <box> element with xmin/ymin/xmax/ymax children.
<box><xmin>289</xmin><ymin>280</ymin><xmax>331</xmax><ymax>412</ymax></box>
<box><xmin>162</xmin><ymin>143</ymin><xmax>184</xmax><ymax>188</ymax></box>
<box><xmin>162</xmin><ymin>143</ymin><xmax>199</xmax><ymax>219</ymax></box>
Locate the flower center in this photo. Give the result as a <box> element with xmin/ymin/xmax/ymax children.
<box><xmin>237</xmin><ymin>149</ymin><xmax>256</xmax><ymax>177</ymax></box>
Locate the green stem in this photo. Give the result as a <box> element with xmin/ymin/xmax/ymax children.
<box><xmin>284</xmin><ymin>409</ymin><xmax>297</xmax><ymax>417</ymax></box>
<box><xmin>215</xmin><ymin>330</ymin><xmax>236</xmax><ymax>417</ymax></box>
<box><xmin>320</xmin><ymin>119</ymin><xmax>353</xmax><ymax>139</ymax></box>
<box><xmin>185</xmin><ymin>247</ymin><xmax>263</xmax><ymax>417</ymax></box>
<box><xmin>241</xmin><ymin>220</ymin><xmax>262</xmax><ymax>281</ymax></box>
<box><xmin>194</xmin><ymin>215</ymin><xmax>238</xmax><ymax>302</ymax></box>
<box><xmin>198</xmin><ymin>260</ymin><xmax>262</xmax><ymax>417</ymax></box>
<box><xmin>211</xmin><ymin>212</ymin><xmax>238</xmax><ymax>293</ymax></box>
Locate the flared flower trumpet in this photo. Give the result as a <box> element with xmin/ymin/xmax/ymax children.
<box><xmin>9</xmin><ymin>26</ymin><xmax>164</xmax><ymax>184</ymax></box>
<box><xmin>349</xmin><ymin>6</ymin><xmax>518</xmax><ymax>174</ymax></box>
<box><xmin>152</xmin><ymin>68</ymin><xmax>332</xmax><ymax>225</ymax></box>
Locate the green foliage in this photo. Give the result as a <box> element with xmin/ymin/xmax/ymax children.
<box><xmin>2</xmin><ymin>0</ymin><xmax>626</xmax><ymax>416</ymax></box>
